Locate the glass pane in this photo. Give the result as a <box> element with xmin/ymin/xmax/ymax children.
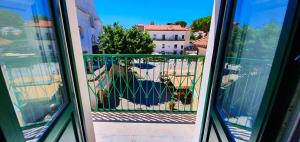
<box><xmin>0</xmin><ymin>0</ymin><xmax>68</xmax><ymax>141</ymax></box>
<box><xmin>215</xmin><ymin>0</ymin><xmax>289</xmax><ymax>141</ymax></box>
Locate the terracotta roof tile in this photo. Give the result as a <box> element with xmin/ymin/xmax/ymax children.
<box><xmin>28</xmin><ymin>20</ymin><xmax>53</xmax><ymax>28</ymax></box>
<box><xmin>193</xmin><ymin>37</ymin><xmax>208</xmax><ymax>48</ymax></box>
<box><xmin>0</xmin><ymin>38</ymin><xmax>13</xmax><ymax>46</ymax></box>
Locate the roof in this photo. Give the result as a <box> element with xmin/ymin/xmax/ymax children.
<box><xmin>0</xmin><ymin>38</ymin><xmax>13</xmax><ymax>46</ymax></box>
<box><xmin>28</xmin><ymin>20</ymin><xmax>53</xmax><ymax>28</ymax></box>
<box><xmin>192</xmin><ymin>37</ymin><xmax>208</xmax><ymax>48</ymax></box>
<box><xmin>140</xmin><ymin>24</ymin><xmax>190</xmax><ymax>31</ymax></box>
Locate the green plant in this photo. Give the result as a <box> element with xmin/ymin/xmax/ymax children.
<box><xmin>168</xmin><ymin>101</ymin><xmax>175</xmax><ymax>110</ymax></box>
<box><xmin>167</xmin><ymin>21</ymin><xmax>187</xmax><ymax>27</ymax></box>
<box><xmin>191</xmin><ymin>16</ymin><xmax>211</xmax><ymax>32</ymax></box>
<box><xmin>98</xmin><ymin>22</ymin><xmax>155</xmax><ymax>54</ymax></box>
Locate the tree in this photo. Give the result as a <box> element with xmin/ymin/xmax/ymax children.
<box><xmin>226</xmin><ymin>21</ymin><xmax>281</xmax><ymax>60</ymax></box>
<box><xmin>167</xmin><ymin>21</ymin><xmax>187</xmax><ymax>27</ymax></box>
<box><xmin>98</xmin><ymin>23</ymin><xmax>155</xmax><ymax>54</ymax></box>
<box><xmin>98</xmin><ymin>23</ymin><xmax>126</xmax><ymax>54</ymax></box>
<box><xmin>0</xmin><ymin>9</ymin><xmax>24</xmax><ymax>27</ymax></box>
<box><xmin>0</xmin><ymin>9</ymin><xmax>25</xmax><ymax>40</ymax></box>
<box><xmin>32</xmin><ymin>16</ymin><xmax>49</xmax><ymax>22</ymax></box>
<box><xmin>124</xmin><ymin>27</ymin><xmax>155</xmax><ymax>54</ymax></box>
<box><xmin>191</xmin><ymin>16</ymin><xmax>211</xmax><ymax>32</ymax></box>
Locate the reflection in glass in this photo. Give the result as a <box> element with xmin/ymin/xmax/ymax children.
<box><xmin>0</xmin><ymin>0</ymin><xmax>68</xmax><ymax>141</ymax></box>
<box><xmin>215</xmin><ymin>0</ymin><xmax>288</xmax><ymax>141</ymax></box>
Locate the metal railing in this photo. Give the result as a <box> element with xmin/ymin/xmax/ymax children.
<box><xmin>154</xmin><ymin>38</ymin><xmax>185</xmax><ymax>41</ymax></box>
<box><xmin>83</xmin><ymin>54</ymin><xmax>205</xmax><ymax>113</ymax></box>
<box><xmin>216</xmin><ymin>57</ymin><xmax>273</xmax><ymax>130</ymax></box>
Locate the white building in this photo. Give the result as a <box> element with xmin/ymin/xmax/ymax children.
<box><xmin>137</xmin><ymin>24</ymin><xmax>191</xmax><ymax>54</ymax></box>
<box><xmin>75</xmin><ymin>0</ymin><xmax>103</xmax><ymax>54</ymax></box>
<box><xmin>26</xmin><ymin>20</ymin><xmax>58</xmax><ymax>62</ymax></box>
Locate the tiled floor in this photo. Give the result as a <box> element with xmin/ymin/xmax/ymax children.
<box><xmin>93</xmin><ymin>122</ymin><xmax>195</xmax><ymax>142</ymax></box>
<box><xmin>92</xmin><ymin>112</ymin><xmax>196</xmax><ymax>124</ymax></box>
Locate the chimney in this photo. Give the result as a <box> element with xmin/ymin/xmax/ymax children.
<box><xmin>136</xmin><ymin>24</ymin><xmax>145</xmax><ymax>30</ymax></box>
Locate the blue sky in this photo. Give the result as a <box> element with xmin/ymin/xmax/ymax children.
<box><xmin>94</xmin><ymin>0</ymin><xmax>214</xmax><ymax>28</ymax></box>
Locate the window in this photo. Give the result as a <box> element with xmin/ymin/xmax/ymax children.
<box><xmin>162</xmin><ymin>44</ymin><xmax>165</xmax><ymax>48</ymax></box>
<box><xmin>174</xmin><ymin>44</ymin><xmax>177</xmax><ymax>49</ymax></box>
<box><xmin>162</xmin><ymin>34</ymin><xmax>165</xmax><ymax>40</ymax></box>
<box><xmin>90</xmin><ymin>16</ymin><xmax>95</xmax><ymax>28</ymax></box>
<box><xmin>181</xmin><ymin>45</ymin><xmax>184</xmax><ymax>49</ymax></box>
<box><xmin>175</xmin><ymin>35</ymin><xmax>178</xmax><ymax>40</ymax></box>
<box><xmin>214</xmin><ymin>0</ymin><xmax>289</xmax><ymax>141</ymax></box>
<box><xmin>79</xmin><ymin>26</ymin><xmax>84</xmax><ymax>38</ymax></box>
<box><xmin>48</xmin><ymin>44</ymin><xmax>53</xmax><ymax>50</ymax></box>
<box><xmin>0</xmin><ymin>0</ymin><xmax>69</xmax><ymax>140</ymax></box>
<box><xmin>46</xmin><ymin>32</ymin><xmax>52</xmax><ymax>40</ymax></box>
<box><xmin>91</xmin><ymin>34</ymin><xmax>97</xmax><ymax>44</ymax></box>
<box><xmin>36</xmin><ymin>32</ymin><xmax>42</xmax><ymax>40</ymax></box>
<box><xmin>182</xmin><ymin>35</ymin><xmax>185</xmax><ymax>40</ymax></box>
<box><xmin>153</xmin><ymin>34</ymin><xmax>156</xmax><ymax>40</ymax></box>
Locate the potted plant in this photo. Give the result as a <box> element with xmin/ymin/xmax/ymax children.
<box><xmin>168</xmin><ymin>101</ymin><xmax>175</xmax><ymax>110</ymax></box>
<box><xmin>177</xmin><ymin>87</ymin><xmax>193</xmax><ymax>104</ymax></box>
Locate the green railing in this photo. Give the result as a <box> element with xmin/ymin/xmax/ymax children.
<box><xmin>216</xmin><ymin>57</ymin><xmax>273</xmax><ymax>130</ymax></box>
<box><xmin>83</xmin><ymin>54</ymin><xmax>205</xmax><ymax>113</ymax></box>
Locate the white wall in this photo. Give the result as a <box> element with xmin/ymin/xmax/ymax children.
<box><xmin>76</xmin><ymin>0</ymin><xmax>103</xmax><ymax>53</ymax></box>
<box><xmin>193</xmin><ymin>0</ymin><xmax>221</xmax><ymax>141</ymax></box>
<box><xmin>147</xmin><ymin>30</ymin><xmax>190</xmax><ymax>54</ymax></box>
<box><xmin>153</xmin><ymin>40</ymin><xmax>186</xmax><ymax>54</ymax></box>
<box><xmin>65</xmin><ymin>1</ymin><xmax>96</xmax><ymax>142</ymax></box>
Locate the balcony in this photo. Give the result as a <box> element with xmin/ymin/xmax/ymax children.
<box><xmin>154</xmin><ymin>38</ymin><xmax>185</xmax><ymax>41</ymax></box>
<box><xmin>83</xmin><ymin>54</ymin><xmax>205</xmax><ymax>142</ymax></box>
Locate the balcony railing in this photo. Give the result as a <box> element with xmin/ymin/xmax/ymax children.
<box><xmin>83</xmin><ymin>54</ymin><xmax>205</xmax><ymax>113</ymax></box>
<box><xmin>154</xmin><ymin>38</ymin><xmax>185</xmax><ymax>41</ymax></box>
<box><xmin>216</xmin><ymin>57</ymin><xmax>272</xmax><ymax>132</ymax></box>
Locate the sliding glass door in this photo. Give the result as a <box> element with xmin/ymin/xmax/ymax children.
<box><xmin>0</xmin><ymin>0</ymin><xmax>84</xmax><ymax>141</ymax></box>
<box><xmin>204</xmin><ymin>0</ymin><xmax>299</xmax><ymax>141</ymax></box>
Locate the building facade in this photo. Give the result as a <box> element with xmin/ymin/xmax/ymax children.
<box><xmin>75</xmin><ymin>0</ymin><xmax>103</xmax><ymax>54</ymax></box>
<box><xmin>26</xmin><ymin>20</ymin><xmax>58</xmax><ymax>62</ymax></box>
<box><xmin>137</xmin><ymin>24</ymin><xmax>191</xmax><ymax>54</ymax></box>
<box><xmin>191</xmin><ymin>36</ymin><xmax>208</xmax><ymax>55</ymax></box>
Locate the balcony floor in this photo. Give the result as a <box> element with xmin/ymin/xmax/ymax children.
<box><xmin>92</xmin><ymin>112</ymin><xmax>196</xmax><ymax>142</ymax></box>
<box><xmin>94</xmin><ymin>122</ymin><xmax>195</xmax><ymax>142</ymax></box>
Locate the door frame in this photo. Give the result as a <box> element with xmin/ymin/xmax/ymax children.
<box><xmin>57</xmin><ymin>0</ymin><xmax>96</xmax><ymax>142</ymax></box>
<box><xmin>39</xmin><ymin>0</ymin><xmax>87</xmax><ymax>141</ymax></box>
<box><xmin>260</xmin><ymin>1</ymin><xmax>300</xmax><ymax>141</ymax></box>
<box><xmin>45</xmin><ymin>0</ymin><xmax>96</xmax><ymax>141</ymax></box>
<box><xmin>193</xmin><ymin>0</ymin><xmax>229</xmax><ymax>141</ymax></box>
<box><xmin>0</xmin><ymin>0</ymin><xmax>91</xmax><ymax>141</ymax></box>
<box><xmin>200</xmin><ymin>0</ymin><xmax>300</xmax><ymax>141</ymax></box>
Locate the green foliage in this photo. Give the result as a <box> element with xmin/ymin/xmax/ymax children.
<box><xmin>98</xmin><ymin>23</ymin><xmax>155</xmax><ymax>54</ymax></box>
<box><xmin>191</xmin><ymin>16</ymin><xmax>211</xmax><ymax>32</ymax></box>
<box><xmin>227</xmin><ymin>21</ymin><xmax>281</xmax><ymax>59</ymax></box>
<box><xmin>168</xmin><ymin>101</ymin><xmax>175</xmax><ymax>110</ymax></box>
<box><xmin>190</xmin><ymin>32</ymin><xmax>202</xmax><ymax>41</ymax></box>
<box><xmin>0</xmin><ymin>9</ymin><xmax>25</xmax><ymax>40</ymax></box>
<box><xmin>0</xmin><ymin>9</ymin><xmax>24</xmax><ymax>27</ymax></box>
<box><xmin>167</xmin><ymin>21</ymin><xmax>187</xmax><ymax>27</ymax></box>
<box><xmin>124</xmin><ymin>27</ymin><xmax>155</xmax><ymax>54</ymax></box>
<box><xmin>32</xmin><ymin>16</ymin><xmax>49</xmax><ymax>22</ymax></box>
